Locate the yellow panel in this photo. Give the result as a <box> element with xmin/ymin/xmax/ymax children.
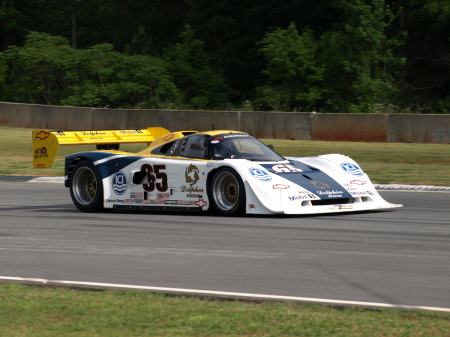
<box><xmin>32</xmin><ymin>130</ymin><xmax>59</xmax><ymax>169</ymax></box>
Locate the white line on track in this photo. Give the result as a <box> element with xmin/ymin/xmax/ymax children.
<box><xmin>4</xmin><ymin>176</ymin><xmax>450</xmax><ymax>192</ymax></box>
<box><xmin>1</xmin><ymin>276</ymin><xmax>450</xmax><ymax>313</ymax></box>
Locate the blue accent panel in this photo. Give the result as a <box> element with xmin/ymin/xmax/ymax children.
<box><xmin>106</xmin><ymin>156</ymin><xmax>146</xmax><ymax>177</ymax></box>
<box><xmin>260</xmin><ymin>160</ymin><xmax>353</xmax><ymax>199</ymax></box>
<box><xmin>64</xmin><ymin>152</ymin><xmax>144</xmax><ymax>186</ymax></box>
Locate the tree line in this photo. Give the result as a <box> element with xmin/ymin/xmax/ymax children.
<box><xmin>1</xmin><ymin>0</ymin><xmax>450</xmax><ymax>113</ymax></box>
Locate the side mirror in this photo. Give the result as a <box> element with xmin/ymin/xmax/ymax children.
<box><xmin>267</xmin><ymin>144</ymin><xmax>274</xmax><ymax>150</ymax></box>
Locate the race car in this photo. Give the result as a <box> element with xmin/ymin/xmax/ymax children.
<box><xmin>32</xmin><ymin>127</ymin><xmax>402</xmax><ymax>216</ymax></box>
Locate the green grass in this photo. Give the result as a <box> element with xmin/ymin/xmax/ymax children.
<box><xmin>2</xmin><ymin>125</ymin><xmax>449</xmax><ymax>185</ymax></box>
<box><xmin>2</xmin><ymin>125</ymin><xmax>450</xmax><ymax>334</ymax></box>
<box><xmin>1</xmin><ymin>283</ymin><xmax>449</xmax><ymax>337</ymax></box>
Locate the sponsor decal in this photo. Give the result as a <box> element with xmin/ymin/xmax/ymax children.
<box><xmin>249</xmin><ymin>168</ymin><xmax>272</xmax><ymax>182</ymax></box>
<box><xmin>125</xmin><ymin>192</ymin><xmax>144</xmax><ymax>204</ymax></box>
<box><xmin>181</xmin><ymin>185</ymin><xmax>204</xmax><ymax>198</ymax></box>
<box><xmin>288</xmin><ymin>195</ymin><xmax>310</xmax><ymax>201</ymax></box>
<box><xmin>81</xmin><ymin>131</ymin><xmax>106</xmax><ymax>136</ymax></box>
<box><xmin>341</xmin><ymin>163</ymin><xmax>364</xmax><ymax>176</ymax></box>
<box><xmin>195</xmin><ymin>199</ymin><xmax>208</xmax><ymax>207</ymax></box>
<box><xmin>34</xmin><ymin>147</ymin><xmax>48</xmax><ymax>160</ymax></box>
<box><xmin>248</xmin><ymin>204</ymin><xmax>255</xmax><ymax>209</ymax></box>
<box><xmin>106</xmin><ymin>199</ymin><xmax>125</xmax><ymax>203</ymax></box>
<box><xmin>223</xmin><ymin>134</ymin><xmax>249</xmax><ymax>138</ymax></box>
<box><xmin>125</xmin><ymin>199</ymin><xmax>144</xmax><ymax>205</ymax></box>
<box><xmin>271</xmin><ymin>164</ymin><xmax>303</xmax><ymax>173</ymax></box>
<box><xmin>142</xmin><ymin>199</ymin><xmax>200</xmax><ymax>206</ymax></box>
<box><xmin>185</xmin><ymin>164</ymin><xmax>200</xmax><ymax>185</ymax></box>
<box><xmin>329</xmin><ymin>204</ymin><xmax>353</xmax><ymax>210</ymax></box>
<box><xmin>273</xmin><ymin>184</ymin><xmax>290</xmax><ymax>189</ymax></box>
<box><xmin>157</xmin><ymin>193</ymin><xmax>170</xmax><ymax>199</ymax></box>
<box><xmin>130</xmin><ymin>192</ymin><xmax>143</xmax><ymax>199</ymax></box>
<box><xmin>350</xmin><ymin>191</ymin><xmax>369</xmax><ymax>196</ymax></box>
<box><xmin>310</xmin><ymin>181</ymin><xmax>330</xmax><ymax>190</ymax></box>
<box><xmin>343</xmin><ymin>183</ymin><xmax>358</xmax><ymax>191</ymax></box>
<box><xmin>350</xmin><ymin>179</ymin><xmax>367</xmax><ymax>185</ymax></box>
<box><xmin>112</xmin><ymin>171</ymin><xmax>127</xmax><ymax>195</ymax></box>
<box><xmin>163</xmin><ymin>133</ymin><xmax>175</xmax><ymax>142</ymax></box>
<box><xmin>366</xmin><ymin>191</ymin><xmax>374</xmax><ymax>195</ymax></box>
<box><xmin>316</xmin><ymin>190</ymin><xmax>344</xmax><ymax>197</ymax></box>
<box><xmin>35</xmin><ymin>131</ymin><xmax>50</xmax><ymax>140</ymax></box>
<box><xmin>120</xmin><ymin>130</ymin><xmax>143</xmax><ymax>134</ymax></box>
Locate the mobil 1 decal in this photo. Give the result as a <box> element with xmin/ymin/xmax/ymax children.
<box><xmin>260</xmin><ymin>161</ymin><xmax>353</xmax><ymax>199</ymax></box>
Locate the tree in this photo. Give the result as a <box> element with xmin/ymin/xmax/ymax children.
<box><xmin>256</xmin><ymin>0</ymin><xmax>406</xmax><ymax>112</ymax></box>
<box><xmin>0</xmin><ymin>32</ymin><xmax>180</xmax><ymax>108</ymax></box>
<box><xmin>1</xmin><ymin>32</ymin><xmax>77</xmax><ymax>104</ymax></box>
<box><xmin>163</xmin><ymin>27</ymin><xmax>230</xmax><ymax>109</ymax></box>
<box><xmin>256</xmin><ymin>24</ymin><xmax>326</xmax><ymax>111</ymax></box>
<box><xmin>331</xmin><ymin>0</ymin><xmax>406</xmax><ymax>112</ymax></box>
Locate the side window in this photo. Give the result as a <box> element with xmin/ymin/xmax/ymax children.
<box><xmin>152</xmin><ymin>140</ymin><xmax>175</xmax><ymax>155</ymax></box>
<box><xmin>165</xmin><ymin>139</ymin><xmax>182</xmax><ymax>156</ymax></box>
<box><xmin>179</xmin><ymin>135</ymin><xmax>208</xmax><ymax>159</ymax></box>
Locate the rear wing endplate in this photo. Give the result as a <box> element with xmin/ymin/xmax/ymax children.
<box><xmin>32</xmin><ymin>127</ymin><xmax>170</xmax><ymax>169</ymax></box>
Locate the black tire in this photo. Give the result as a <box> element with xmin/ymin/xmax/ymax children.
<box><xmin>210</xmin><ymin>167</ymin><xmax>246</xmax><ymax>216</ymax></box>
<box><xmin>70</xmin><ymin>160</ymin><xmax>105</xmax><ymax>212</ymax></box>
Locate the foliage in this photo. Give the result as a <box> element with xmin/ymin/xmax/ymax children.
<box><xmin>256</xmin><ymin>0</ymin><xmax>406</xmax><ymax>113</ymax></box>
<box><xmin>256</xmin><ymin>24</ymin><xmax>327</xmax><ymax>111</ymax></box>
<box><xmin>163</xmin><ymin>27</ymin><xmax>231</xmax><ymax>110</ymax></box>
<box><xmin>1</xmin><ymin>32</ymin><xmax>76</xmax><ymax>105</ymax></box>
<box><xmin>1</xmin><ymin>32</ymin><xmax>179</xmax><ymax>109</ymax></box>
<box><xmin>1</xmin><ymin>0</ymin><xmax>450</xmax><ymax>112</ymax></box>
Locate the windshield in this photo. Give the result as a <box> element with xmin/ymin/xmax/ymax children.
<box><xmin>209</xmin><ymin>134</ymin><xmax>284</xmax><ymax>161</ymax></box>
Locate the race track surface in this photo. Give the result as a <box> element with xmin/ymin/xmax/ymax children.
<box><xmin>1</xmin><ymin>182</ymin><xmax>449</xmax><ymax>310</ymax></box>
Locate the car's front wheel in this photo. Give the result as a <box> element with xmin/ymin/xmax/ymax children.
<box><xmin>211</xmin><ymin>167</ymin><xmax>246</xmax><ymax>216</ymax></box>
<box><xmin>70</xmin><ymin>160</ymin><xmax>105</xmax><ymax>212</ymax></box>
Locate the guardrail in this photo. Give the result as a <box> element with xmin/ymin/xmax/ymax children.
<box><xmin>1</xmin><ymin>102</ymin><xmax>449</xmax><ymax>144</ymax></box>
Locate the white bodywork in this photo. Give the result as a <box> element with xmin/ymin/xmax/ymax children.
<box><xmin>100</xmin><ymin>153</ymin><xmax>401</xmax><ymax>215</ymax></box>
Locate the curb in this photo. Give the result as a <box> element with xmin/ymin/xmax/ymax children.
<box><xmin>0</xmin><ymin>175</ymin><xmax>65</xmax><ymax>183</ymax></box>
<box><xmin>1</xmin><ymin>175</ymin><xmax>450</xmax><ymax>192</ymax></box>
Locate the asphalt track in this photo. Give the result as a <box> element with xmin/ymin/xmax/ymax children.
<box><xmin>1</xmin><ymin>181</ymin><xmax>450</xmax><ymax>311</ymax></box>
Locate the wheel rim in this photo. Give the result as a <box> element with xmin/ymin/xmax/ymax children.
<box><xmin>72</xmin><ymin>166</ymin><xmax>97</xmax><ymax>205</ymax></box>
<box><xmin>212</xmin><ymin>171</ymin><xmax>239</xmax><ymax>211</ymax></box>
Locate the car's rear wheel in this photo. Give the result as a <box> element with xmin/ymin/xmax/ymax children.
<box><xmin>211</xmin><ymin>167</ymin><xmax>245</xmax><ymax>216</ymax></box>
<box><xmin>70</xmin><ymin>160</ymin><xmax>105</xmax><ymax>212</ymax></box>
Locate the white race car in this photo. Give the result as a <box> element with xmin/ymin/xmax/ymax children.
<box><xmin>32</xmin><ymin>127</ymin><xmax>402</xmax><ymax>216</ymax></box>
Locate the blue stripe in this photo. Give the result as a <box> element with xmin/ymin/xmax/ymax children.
<box><xmin>260</xmin><ymin>160</ymin><xmax>352</xmax><ymax>199</ymax></box>
<box><xmin>65</xmin><ymin>152</ymin><xmax>144</xmax><ymax>183</ymax></box>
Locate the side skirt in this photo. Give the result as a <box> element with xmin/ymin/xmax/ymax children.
<box><xmin>113</xmin><ymin>205</ymin><xmax>203</xmax><ymax>212</ymax></box>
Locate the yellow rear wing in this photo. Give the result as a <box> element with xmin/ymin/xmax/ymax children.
<box><xmin>32</xmin><ymin>127</ymin><xmax>170</xmax><ymax>169</ymax></box>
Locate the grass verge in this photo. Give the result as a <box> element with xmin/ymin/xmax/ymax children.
<box><xmin>1</xmin><ymin>125</ymin><xmax>450</xmax><ymax>334</ymax></box>
<box><xmin>1</xmin><ymin>125</ymin><xmax>450</xmax><ymax>185</ymax></box>
<box><xmin>1</xmin><ymin>283</ymin><xmax>449</xmax><ymax>337</ymax></box>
